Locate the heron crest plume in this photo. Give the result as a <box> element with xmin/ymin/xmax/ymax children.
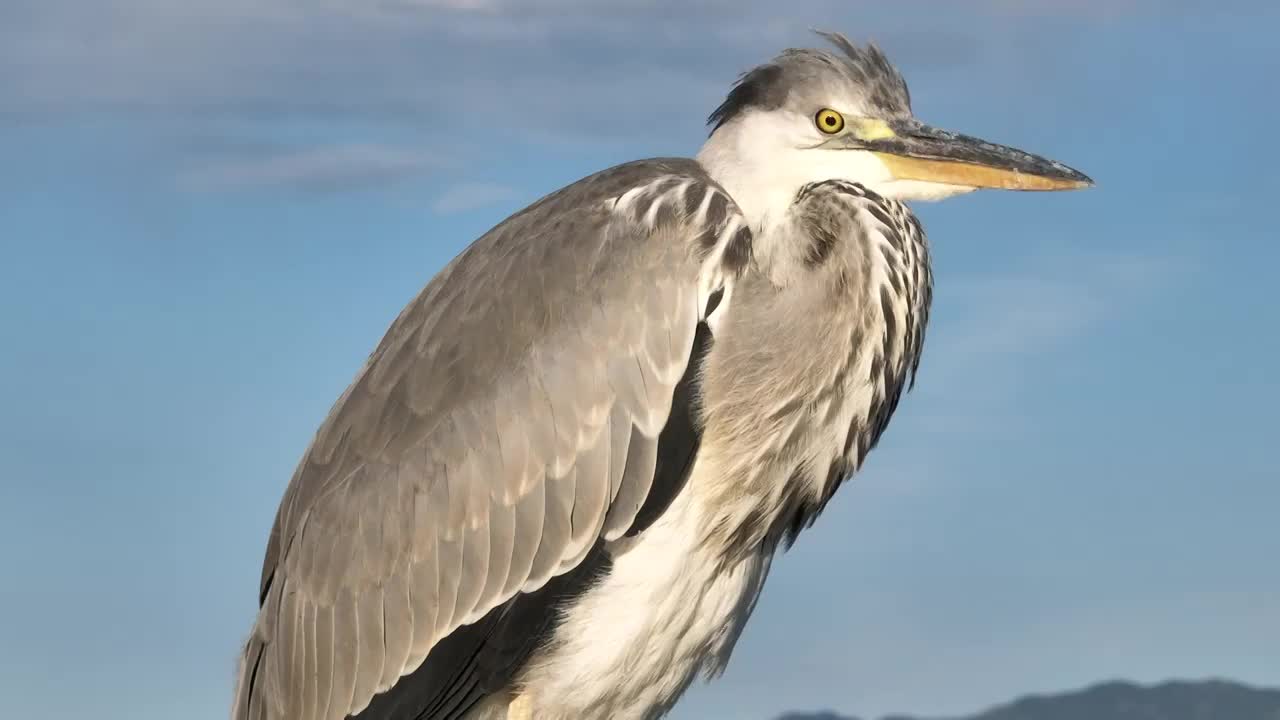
<box><xmin>709</xmin><ymin>31</ymin><xmax>912</xmax><ymax>133</ymax></box>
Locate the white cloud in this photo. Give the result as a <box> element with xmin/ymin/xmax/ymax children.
<box><xmin>864</xmin><ymin>246</ymin><xmax>1184</xmax><ymax>472</ymax></box>
<box><xmin>179</xmin><ymin>142</ymin><xmax>441</xmax><ymax>192</ymax></box>
<box><xmin>924</xmin><ymin>249</ymin><xmax>1181</xmax><ymax>387</ymax></box>
<box><xmin>432</xmin><ymin>182</ymin><xmax>520</xmax><ymax>214</ymax></box>
<box><xmin>0</xmin><ymin>0</ymin><xmax>1014</xmax><ymax>132</ymax></box>
<box><xmin>0</xmin><ymin>0</ymin><xmax>1189</xmax><ymax>194</ymax></box>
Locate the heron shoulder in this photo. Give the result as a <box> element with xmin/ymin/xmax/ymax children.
<box><xmin>587</xmin><ymin>157</ymin><xmax>753</xmax><ymax>276</ymax></box>
<box><xmin>259</xmin><ymin>157</ymin><xmax>754</xmax><ymax>591</ymax></box>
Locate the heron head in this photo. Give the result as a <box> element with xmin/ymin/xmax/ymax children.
<box><xmin>697</xmin><ymin>31</ymin><xmax>1092</xmax><ymax>224</ymax></box>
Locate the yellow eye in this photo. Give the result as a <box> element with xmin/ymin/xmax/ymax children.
<box><xmin>815</xmin><ymin>108</ymin><xmax>845</xmax><ymax>134</ymax></box>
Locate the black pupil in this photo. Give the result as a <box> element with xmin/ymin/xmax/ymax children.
<box><xmin>824</xmin><ymin>115</ymin><xmax>836</xmax><ymax>126</ymax></box>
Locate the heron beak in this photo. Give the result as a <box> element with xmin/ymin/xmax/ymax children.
<box><xmin>848</xmin><ymin>118</ymin><xmax>1093</xmax><ymax>191</ymax></box>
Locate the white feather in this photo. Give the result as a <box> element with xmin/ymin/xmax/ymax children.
<box><xmin>513</xmin><ymin>463</ymin><xmax>770</xmax><ymax>720</ymax></box>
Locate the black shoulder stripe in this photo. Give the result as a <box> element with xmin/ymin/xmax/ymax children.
<box><xmin>628</xmin><ymin>319</ymin><xmax>713</xmax><ymax>536</ymax></box>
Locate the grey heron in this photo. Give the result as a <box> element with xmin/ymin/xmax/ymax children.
<box><xmin>231</xmin><ymin>31</ymin><xmax>1092</xmax><ymax>720</ymax></box>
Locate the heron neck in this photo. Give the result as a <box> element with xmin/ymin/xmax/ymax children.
<box><xmin>695</xmin><ymin>133</ymin><xmax>804</xmax><ymax>239</ymax></box>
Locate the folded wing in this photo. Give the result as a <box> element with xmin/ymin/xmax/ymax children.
<box><xmin>230</xmin><ymin>158</ymin><xmax>751</xmax><ymax>720</ymax></box>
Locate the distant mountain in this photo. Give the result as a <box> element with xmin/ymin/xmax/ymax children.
<box><xmin>776</xmin><ymin>679</ymin><xmax>1280</xmax><ymax>720</ymax></box>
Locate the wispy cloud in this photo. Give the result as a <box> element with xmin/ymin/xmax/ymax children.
<box><xmin>432</xmin><ymin>182</ymin><xmax>520</xmax><ymax>214</ymax></box>
<box><xmin>178</xmin><ymin>142</ymin><xmax>441</xmax><ymax>192</ymax></box>
<box><xmin>899</xmin><ymin>247</ymin><xmax>1184</xmax><ymax>439</ymax></box>
<box><xmin>930</xmin><ymin>250</ymin><xmax>1181</xmax><ymax>376</ymax></box>
<box><xmin>0</xmin><ymin>0</ymin><xmax>1197</xmax><ymax>198</ymax></box>
<box><xmin>983</xmin><ymin>0</ymin><xmax>1157</xmax><ymax>20</ymax></box>
<box><xmin>0</xmin><ymin>0</ymin><xmax>1091</xmax><ymax>136</ymax></box>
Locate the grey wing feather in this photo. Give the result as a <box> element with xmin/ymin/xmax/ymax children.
<box><xmin>231</xmin><ymin>158</ymin><xmax>751</xmax><ymax>720</ymax></box>
<box><xmin>603</xmin><ymin>429</ymin><xmax>658</xmax><ymax>540</ymax></box>
<box><xmin>328</xmin><ymin>589</ymin><xmax>359</xmax><ymax>718</ymax></box>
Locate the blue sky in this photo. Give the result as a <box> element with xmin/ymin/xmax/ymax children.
<box><xmin>1</xmin><ymin>1</ymin><xmax>1277</xmax><ymax>719</ymax></box>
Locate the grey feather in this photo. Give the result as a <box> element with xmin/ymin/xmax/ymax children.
<box><xmin>475</xmin><ymin>499</ymin><xmax>515</xmax><ymax>618</ymax></box>
<box><xmin>452</xmin><ymin>520</ymin><xmax>489</xmax><ymax>626</ymax></box>
<box><xmin>379</xmin><ymin>568</ymin><xmax>414</xmax><ymax>693</ymax></box>
<box><xmin>351</xmin><ymin>588</ymin><xmax>384</xmax><ymax>714</ymax></box>
<box><xmin>602</xmin><ymin>429</ymin><xmax>658</xmax><ymax>541</ymax></box>
<box><xmin>604</xmin><ymin>404</ymin><xmax>633</xmax><ymax>507</ymax></box>
<box><xmin>504</xmin><ymin>478</ymin><xmax>544</xmax><ymax>598</ymax></box>
<box><xmin>300</xmin><ymin>598</ymin><xmax>317</xmax><ymax>720</ymax></box>
<box><xmin>406</xmin><ymin>558</ymin><xmax>439</xmax><ymax>671</ymax></box>
<box><xmin>432</xmin><ymin>533</ymin><xmax>463</xmax><ymax>639</ymax></box>
<box><xmin>564</xmin><ymin>429</ymin><xmax>610</xmax><ymax>568</ymax></box>
<box><xmin>314</xmin><ymin>602</ymin><xmax>337</xmax><ymax>720</ymax></box>
<box><xmin>707</xmin><ymin>30</ymin><xmax>912</xmax><ymax>133</ymax></box>
<box><xmin>527</xmin><ymin>469</ymin><xmax>573</xmax><ymax>589</ymax></box>
<box><xmin>328</xmin><ymin>590</ymin><xmax>359</xmax><ymax>718</ymax></box>
<box><xmin>275</xmin><ymin>579</ymin><xmax>301</xmax><ymax>717</ymax></box>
